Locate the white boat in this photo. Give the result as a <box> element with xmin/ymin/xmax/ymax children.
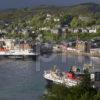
<box><xmin>44</xmin><ymin>67</ymin><xmax>83</xmax><ymax>87</ymax></box>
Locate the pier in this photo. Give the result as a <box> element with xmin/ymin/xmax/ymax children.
<box><xmin>0</xmin><ymin>50</ymin><xmax>39</xmax><ymax>60</ymax></box>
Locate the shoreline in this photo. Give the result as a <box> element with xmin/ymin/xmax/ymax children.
<box><xmin>59</xmin><ymin>50</ymin><xmax>100</xmax><ymax>58</ymax></box>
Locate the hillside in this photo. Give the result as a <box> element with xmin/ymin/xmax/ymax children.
<box><xmin>66</xmin><ymin>3</ymin><xmax>100</xmax><ymax>15</ymax></box>
<box><xmin>0</xmin><ymin>3</ymin><xmax>99</xmax><ymax>22</ymax></box>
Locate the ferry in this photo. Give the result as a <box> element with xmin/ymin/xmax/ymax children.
<box><xmin>44</xmin><ymin>66</ymin><xmax>84</xmax><ymax>87</ymax></box>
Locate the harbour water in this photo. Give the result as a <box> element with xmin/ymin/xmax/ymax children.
<box><xmin>0</xmin><ymin>53</ymin><xmax>100</xmax><ymax>100</ymax></box>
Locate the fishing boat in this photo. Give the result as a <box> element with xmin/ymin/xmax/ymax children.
<box><xmin>44</xmin><ymin>66</ymin><xmax>84</xmax><ymax>87</ymax></box>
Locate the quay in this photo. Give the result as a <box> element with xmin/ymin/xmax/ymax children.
<box><xmin>0</xmin><ymin>50</ymin><xmax>39</xmax><ymax>60</ymax></box>
<box><xmin>65</xmin><ymin>49</ymin><xmax>100</xmax><ymax>57</ymax></box>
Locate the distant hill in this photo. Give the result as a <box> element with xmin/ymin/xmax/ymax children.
<box><xmin>67</xmin><ymin>3</ymin><xmax>100</xmax><ymax>15</ymax></box>
<box><xmin>0</xmin><ymin>3</ymin><xmax>99</xmax><ymax>21</ymax></box>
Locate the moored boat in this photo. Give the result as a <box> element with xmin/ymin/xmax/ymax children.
<box><xmin>44</xmin><ymin>66</ymin><xmax>84</xmax><ymax>87</ymax></box>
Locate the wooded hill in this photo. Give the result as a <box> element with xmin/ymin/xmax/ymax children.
<box><xmin>0</xmin><ymin>3</ymin><xmax>99</xmax><ymax>22</ymax></box>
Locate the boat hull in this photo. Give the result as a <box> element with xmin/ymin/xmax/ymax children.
<box><xmin>45</xmin><ymin>79</ymin><xmax>54</xmax><ymax>87</ymax></box>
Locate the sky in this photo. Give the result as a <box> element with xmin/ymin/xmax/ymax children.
<box><xmin>0</xmin><ymin>0</ymin><xmax>100</xmax><ymax>9</ymax></box>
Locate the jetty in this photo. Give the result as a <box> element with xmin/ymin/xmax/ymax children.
<box><xmin>0</xmin><ymin>50</ymin><xmax>39</xmax><ymax>60</ymax></box>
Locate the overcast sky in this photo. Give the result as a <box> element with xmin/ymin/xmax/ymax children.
<box><xmin>0</xmin><ymin>0</ymin><xmax>100</xmax><ymax>9</ymax></box>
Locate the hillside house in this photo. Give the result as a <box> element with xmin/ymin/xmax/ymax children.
<box><xmin>39</xmin><ymin>27</ymin><xmax>50</xmax><ymax>31</ymax></box>
<box><xmin>89</xmin><ymin>28</ymin><xmax>97</xmax><ymax>33</ymax></box>
<box><xmin>51</xmin><ymin>29</ymin><xmax>59</xmax><ymax>34</ymax></box>
<box><xmin>73</xmin><ymin>29</ymin><xmax>79</xmax><ymax>33</ymax></box>
<box><xmin>81</xmin><ymin>28</ymin><xmax>88</xmax><ymax>33</ymax></box>
<box><xmin>54</xmin><ymin>18</ymin><xmax>60</xmax><ymax>22</ymax></box>
<box><xmin>79</xmin><ymin>16</ymin><xmax>91</xmax><ymax>22</ymax></box>
<box><xmin>46</xmin><ymin>13</ymin><xmax>52</xmax><ymax>21</ymax></box>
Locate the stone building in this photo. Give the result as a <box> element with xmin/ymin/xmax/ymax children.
<box><xmin>0</xmin><ymin>39</ymin><xmax>15</xmax><ymax>50</ymax></box>
<box><xmin>76</xmin><ymin>41</ymin><xmax>90</xmax><ymax>53</ymax></box>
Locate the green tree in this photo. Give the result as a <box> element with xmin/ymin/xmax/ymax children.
<box><xmin>93</xmin><ymin>92</ymin><xmax>100</xmax><ymax>100</ymax></box>
<box><xmin>80</xmin><ymin>69</ymin><xmax>91</xmax><ymax>91</ymax></box>
<box><xmin>70</xmin><ymin>17</ymin><xmax>79</xmax><ymax>28</ymax></box>
<box><xmin>43</xmin><ymin>69</ymin><xmax>98</xmax><ymax>100</ymax></box>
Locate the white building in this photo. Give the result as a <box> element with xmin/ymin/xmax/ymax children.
<box><xmin>47</xmin><ymin>13</ymin><xmax>51</xmax><ymax>18</ymax></box>
<box><xmin>89</xmin><ymin>28</ymin><xmax>97</xmax><ymax>33</ymax></box>
<box><xmin>81</xmin><ymin>29</ymin><xmax>88</xmax><ymax>33</ymax></box>
<box><xmin>51</xmin><ymin>29</ymin><xmax>59</xmax><ymax>34</ymax></box>
<box><xmin>54</xmin><ymin>18</ymin><xmax>60</xmax><ymax>22</ymax></box>
<box><xmin>22</xmin><ymin>29</ymin><xmax>28</xmax><ymax>35</ymax></box>
<box><xmin>73</xmin><ymin>29</ymin><xmax>79</xmax><ymax>33</ymax></box>
<box><xmin>0</xmin><ymin>39</ymin><xmax>15</xmax><ymax>50</ymax></box>
<box><xmin>46</xmin><ymin>13</ymin><xmax>52</xmax><ymax>21</ymax></box>
<box><xmin>62</xmin><ymin>27</ymin><xmax>67</xmax><ymax>33</ymax></box>
<box><xmin>39</xmin><ymin>27</ymin><xmax>50</xmax><ymax>31</ymax></box>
